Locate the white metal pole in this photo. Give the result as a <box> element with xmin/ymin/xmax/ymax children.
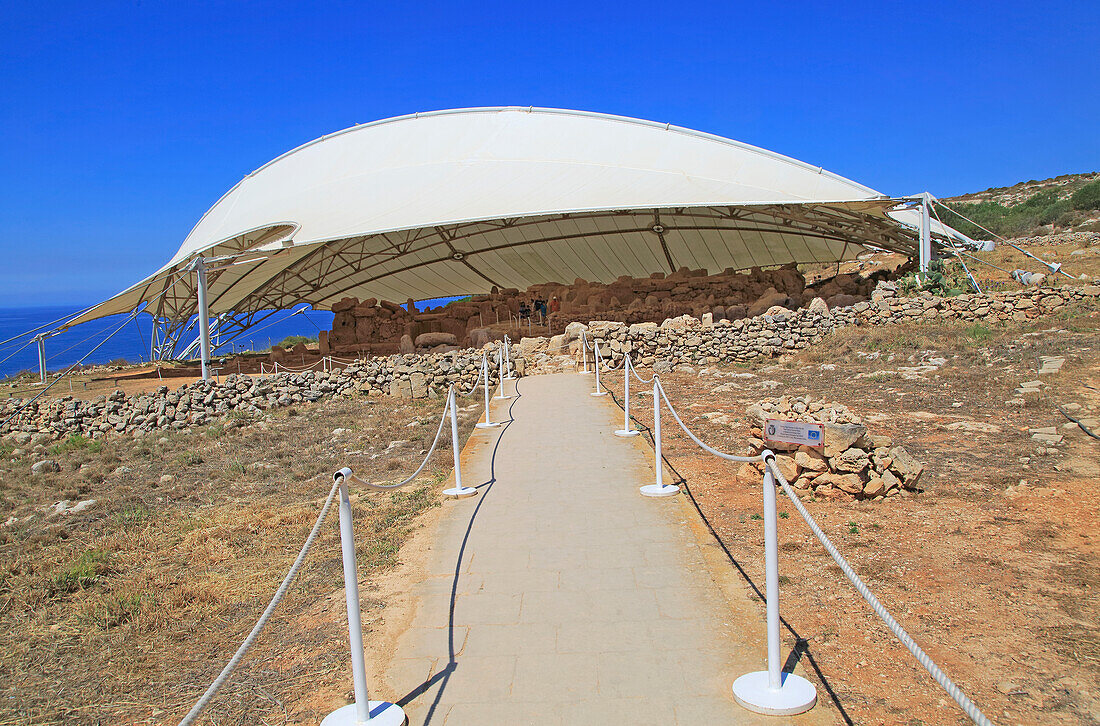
<box><xmin>581</xmin><ymin>333</ymin><xmax>588</xmax><ymax>373</ymax></box>
<box><xmin>503</xmin><ymin>335</ymin><xmax>515</xmax><ymax>380</ymax></box>
<box><xmin>36</xmin><ymin>335</ymin><xmax>46</xmax><ymax>384</ymax></box>
<box><xmin>476</xmin><ymin>352</ymin><xmax>500</xmax><ymax>429</ymax></box>
<box><xmin>495</xmin><ymin>346</ymin><xmax>505</xmax><ymax>399</ymax></box>
<box><xmin>615</xmin><ymin>357</ymin><xmax>639</xmax><ymax>437</ymax></box>
<box><xmin>623</xmin><ymin>358</ymin><xmax>630</xmax><ymax>428</ymax></box>
<box><xmin>194</xmin><ymin>258</ymin><xmax>213</xmax><ymax>382</ymax></box>
<box><xmin>443</xmin><ymin>387</ymin><xmax>476</xmax><ymax>497</ymax></box>
<box><xmin>653</xmin><ymin>380</ymin><xmax>662</xmax><ymax>490</ymax></box>
<box><xmin>323</xmin><ymin>471</ymin><xmax>406</xmax><ymax>726</ymax></box>
<box><xmin>337</xmin><ymin>475</ymin><xmax>370</xmax><ymax>723</ymax></box>
<box><xmin>640</xmin><ymin>380</ymin><xmax>679</xmax><ymax>497</ymax></box>
<box><xmin>762</xmin><ymin>464</ymin><xmax>782</xmax><ymax>689</ymax></box>
<box><xmin>731</xmin><ymin>455</ymin><xmax>816</xmax><ymax>715</ymax></box>
<box><xmin>919</xmin><ymin>193</ymin><xmax>932</xmax><ymax>275</ymax></box>
<box><xmin>591</xmin><ymin>341</ymin><xmax>607</xmax><ymax>396</ymax></box>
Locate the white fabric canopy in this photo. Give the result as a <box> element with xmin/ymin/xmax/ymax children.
<box><xmin>66</xmin><ymin>107</ymin><xmax>966</xmax><ymax>329</ymax></box>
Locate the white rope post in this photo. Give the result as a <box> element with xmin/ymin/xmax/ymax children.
<box><xmin>503</xmin><ymin>335</ymin><xmax>515</xmax><ymax>380</ymax></box>
<box><xmin>591</xmin><ymin>340</ymin><xmax>607</xmax><ymax>397</ymax></box>
<box><xmin>732</xmin><ymin>456</ymin><xmax>817</xmax><ymax>716</ymax></box>
<box><xmin>615</xmin><ymin>356</ymin><xmax>639</xmax><ymax>437</ymax></box>
<box><xmin>321</xmin><ymin>471</ymin><xmax>406</xmax><ymax>726</ymax></box>
<box><xmin>442</xmin><ymin>387</ymin><xmax>477</xmax><ymax>498</ymax></box>
<box><xmin>475</xmin><ymin>351</ymin><xmax>500</xmax><ymax>429</ymax></box>
<box><xmin>640</xmin><ymin>379</ymin><xmax>679</xmax><ymax>497</ymax></box>
<box><xmin>36</xmin><ymin>335</ymin><xmax>46</xmax><ymax>385</ymax></box>
<box><xmin>580</xmin><ymin>332</ymin><xmax>589</xmax><ymax>373</ymax></box>
<box><xmin>494</xmin><ymin>344</ymin><xmax>515</xmax><ymax>400</ymax></box>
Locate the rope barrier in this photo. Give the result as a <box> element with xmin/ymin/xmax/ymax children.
<box><xmin>655</xmin><ymin>379</ymin><xmax>759</xmax><ymax>463</ymax></box>
<box><xmin>339</xmin><ymin>386</ymin><xmax>454</xmax><ymax>491</ymax></box>
<box><xmin>637</xmin><ymin>374</ymin><xmax>995</xmax><ymax>724</ymax></box>
<box><xmin>177</xmin><ymin>478</ymin><xmax>341</xmax><ymax>726</ymax></box>
<box><xmin>763</xmin><ymin>455</ymin><xmax>994</xmax><ymax>726</ymax></box>
<box><xmin>179</xmin><ymin>376</ymin><xmax>479</xmax><ymax>724</ymax></box>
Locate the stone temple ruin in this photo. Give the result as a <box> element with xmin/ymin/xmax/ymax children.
<box><xmin>319</xmin><ymin>263</ymin><xmax>907</xmax><ymax>356</ymax></box>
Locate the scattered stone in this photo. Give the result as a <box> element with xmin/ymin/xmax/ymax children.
<box><xmin>824</xmin><ymin>423</ymin><xmax>867</xmax><ymax>457</ymax></box>
<box><xmin>69</xmin><ymin>499</ymin><xmax>97</xmax><ymax>514</ymax></box>
<box><xmin>889</xmin><ymin>446</ymin><xmax>924</xmax><ymax>487</ymax></box>
<box><xmin>31</xmin><ymin>459</ymin><xmax>61</xmax><ymax>475</ymax></box>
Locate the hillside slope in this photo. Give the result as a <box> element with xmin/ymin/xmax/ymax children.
<box><xmin>937</xmin><ymin>172</ymin><xmax>1100</xmax><ymax>239</ymax></box>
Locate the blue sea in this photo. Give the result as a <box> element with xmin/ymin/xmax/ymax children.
<box><xmin>0</xmin><ymin>296</ymin><xmax>463</xmax><ymax>380</ymax></box>
<box><xmin>0</xmin><ymin>306</ymin><xmax>334</xmax><ymax>380</ymax></box>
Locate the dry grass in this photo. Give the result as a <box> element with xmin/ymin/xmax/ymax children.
<box><xmin>606</xmin><ymin>306</ymin><xmax>1100</xmax><ymax>725</ymax></box>
<box><xmin>0</xmin><ymin>392</ymin><xmax>476</xmax><ymax>725</ymax></box>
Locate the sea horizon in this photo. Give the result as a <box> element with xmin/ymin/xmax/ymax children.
<box><xmin>0</xmin><ymin>304</ymin><xmax>336</xmax><ymax>381</ymax></box>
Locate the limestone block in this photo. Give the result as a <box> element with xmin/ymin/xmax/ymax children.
<box><xmin>823</xmin><ymin>423</ymin><xmax>867</xmax><ymax>457</ymax></box>
<box><xmin>414</xmin><ymin>332</ymin><xmax>457</xmax><ymax>348</ymax></box>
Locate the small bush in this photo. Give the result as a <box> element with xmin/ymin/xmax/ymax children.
<box><xmin>176</xmin><ymin>451</ymin><xmax>203</xmax><ymax>466</ymax></box>
<box><xmin>963</xmin><ymin>323</ymin><xmax>993</xmax><ymax>344</ymax></box>
<box><xmin>52</xmin><ymin>549</ymin><xmax>112</xmax><ymax>594</ymax></box>
<box><xmin>103</xmin><ymin>592</ymin><xmax>146</xmax><ymax>628</ymax></box>
<box><xmin>898</xmin><ymin>259</ymin><xmax>970</xmax><ymax>297</ymax></box>
<box><xmin>1070</xmin><ymin>179</ymin><xmax>1100</xmax><ymax>211</ymax></box>
<box><xmin>276</xmin><ymin>335</ymin><xmax>316</xmax><ymax>348</ymax></box>
<box><xmin>49</xmin><ymin>434</ymin><xmax>103</xmax><ymax>455</ymax></box>
<box><xmin>115</xmin><ymin>504</ymin><xmax>150</xmax><ymax>529</ymax></box>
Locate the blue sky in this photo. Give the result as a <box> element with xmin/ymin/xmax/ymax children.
<box><xmin>1</xmin><ymin>0</ymin><xmax>1097</xmax><ymax>307</ymax></box>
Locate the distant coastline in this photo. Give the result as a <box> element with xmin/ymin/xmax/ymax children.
<box><xmin>0</xmin><ymin>305</ymin><xmax>334</xmax><ymax>380</ymax></box>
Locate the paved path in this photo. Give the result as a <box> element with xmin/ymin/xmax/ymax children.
<box><xmin>387</xmin><ymin>373</ymin><xmax>832</xmax><ymax>725</ymax></box>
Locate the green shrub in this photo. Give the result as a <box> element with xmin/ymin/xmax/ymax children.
<box><xmin>1071</xmin><ymin>180</ymin><xmax>1100</xmax><ymax>211</ymax></box>
<box><xmin>52</xmin><ymin>550</ymin><xmax>112</xmax><ymax>593</ymax></box>
<box><xmin>963</xmin><ymin>323</ymin><xmax>993</xmax><ymax>344</ymax></box>
<box><xmin>898</xmin><ymin>259</ymin><xmax>970</xmax><ymax>297</ymax></box>
<box><xmin>276</xmin><ymin>335</ymin><xmax>316</xmax><ymax>348</ymax></box>
<box><xmin>936</xmin><ymin>186</ymin><xmax>1092</xmax><ymax>239</ymax></box>
<box><xmin>49</xmin><ymin>434</ymin><xmax>103</xmax><ymax>455</ymax></box>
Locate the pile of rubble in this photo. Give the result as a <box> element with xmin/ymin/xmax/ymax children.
<box><xmin>742</xmin><ymin>396</ymin><xmax>926</xmax><ymax>500</ymax></box>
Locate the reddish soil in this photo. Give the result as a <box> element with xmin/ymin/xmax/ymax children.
<box><xmin>602</xmin><ymin>317</ymin><xmax>1100</xmax><ymax>725</ymax></box>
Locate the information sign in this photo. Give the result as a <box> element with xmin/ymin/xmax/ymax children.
<box><xmin>763</xmin><ymin>418</ymin><xmax>824</xmax><ymax>448</ymax></box>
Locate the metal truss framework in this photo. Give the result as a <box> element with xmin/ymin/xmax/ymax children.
<box><xmin>103</xmin><ymin>201</ymin><xmax>944</xmax><ymax>360</ymax></box>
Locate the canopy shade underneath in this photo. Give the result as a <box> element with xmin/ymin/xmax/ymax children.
<box><xmin>63</xmin><ymin>198</ymin><xmax>929</xmax><ymax>329</ymax></box>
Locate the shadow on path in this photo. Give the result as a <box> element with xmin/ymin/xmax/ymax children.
<box><xmin>605</xmin><ymin>383</ymin><xmax>855</xmax><ymax>726</ymax></box>
<box><xmin>396</xmin><ymin>378</ymin><xmax>525</xmax><ymax>724</ymax></box>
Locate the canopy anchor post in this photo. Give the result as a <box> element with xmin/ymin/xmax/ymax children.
<box><xmin>36</xmin><ymin>334</ymin><xmax>47</xmax><ymax>385</ymax></box>
<box><xmin>192</xmin><ymin>258</ymin><xmax>213</xmax><ymax>381</ymax></box>
<box><xmin>919</xmin><ymin>192</ymin><xmax>932</xmax><ymax>275</ymax></box>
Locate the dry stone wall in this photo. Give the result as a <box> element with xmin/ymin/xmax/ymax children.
<box><xmin>570</xmin><ymin>284</ymin><xmax>1099</xmax><ymax>369</ymax></box>
<box><xmin>4</xmin><ymin>285</ymin><xmax>1097</xmax><ymax>444</ymax></box>
<box><xmin>1</xmin><ymin>351</ymin><xmax>499</xmax><ymax>442</ymax></box>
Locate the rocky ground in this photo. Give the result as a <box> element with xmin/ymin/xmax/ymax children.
<box><xmin>0</xmin><ymin>391</ymin><xmax>479</xmax><ymax>725</ymax></box>
<box><xmin>599</xmin><ymin>313</ymin><xmax>1099</xmax><ymax>725</ymax></box>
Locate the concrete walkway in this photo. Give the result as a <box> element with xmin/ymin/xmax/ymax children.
<box><xmin>387</xmin><ymin>373</ymin><xmax>832</xmax><ymax>725</ymax></box>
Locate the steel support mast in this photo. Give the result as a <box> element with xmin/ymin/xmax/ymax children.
<box><xmin>192</xmin><ymin>258</ymin><xmax>213</xmax><ymax>381</ymax></box>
